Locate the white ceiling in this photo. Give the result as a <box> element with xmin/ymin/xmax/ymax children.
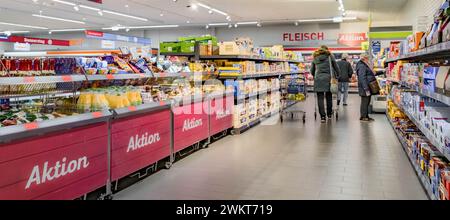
<box><xmin>0</xmin><ymin>0</ymin><xmax>409</xmax><ymax>33</ymax></box>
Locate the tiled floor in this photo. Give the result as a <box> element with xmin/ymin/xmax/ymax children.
<box><xmin>115</xmin><ymin>94</ymin><xmax>428</xmax><ymax>200</ymax></box>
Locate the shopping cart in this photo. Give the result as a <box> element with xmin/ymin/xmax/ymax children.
<box><xmin>280</xmin><ymin>75</ymin><xmax>308</xmax><ymax>123</ymax></box>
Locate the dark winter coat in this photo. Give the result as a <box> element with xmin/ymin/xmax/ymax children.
<box><xmin>337</xmin><ymin>59</ymin><xmax>354</xmax><ymax>82</ymax></box>
<box><xmin>356</xmin><ymin>60</ymin><xmax>377</xmax><ymax>97</ymax></box>
<box><xmin>310</xmin><ymin>49</ymin><xmax>341</xmax><ymax>92</ymax></box>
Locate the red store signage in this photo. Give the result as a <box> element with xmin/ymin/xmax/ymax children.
<box><xmin>85</xmin><ymin>30</ymin><xmax>104</xmax><ymax>38</ymax></box>
<box><xmin>209</xmin><ymin>95</ymin><xmax>234</xmax><ymax>136</ymax></box>
<box><xmin>173</xmin><ymin>101</ymin><xmax>210</xmax><ymax>153</ymax></box>
<box><xmin>6</xmin><ymin>36</ymin><xmax>71</xmax><ymax>46</ymax></box>
<box><xmin>0</xmin><ymin>123</ymin><xmax>109</xmax><ymax>200</ymax></box>
<box><xmin>110</xmin><ymin>110</ymin><xmax>171</xmax><ymax>181</ymax></box>
<box><xmin>338</xmin><ymin>33</ymin><xmax>368</xmax><ymax>47</ymax></box>
<box><xmin>283</xmin><ymin>32</ymin><xmax>325</xmax><ymax>42</ymax></box>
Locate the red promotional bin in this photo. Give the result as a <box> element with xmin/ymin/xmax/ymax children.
<box><xmin>173</xmin><ymin>97</ymin><xmax>209</xmax><ymax>153</ymax></box>
<box><xmin>110</xmin><ymin>103</ymin><xmax>172</xmax><ymax>181</ymax></box>
<box><xmin>0</xmin><ymin>111</ymin><xmax>111</xmax><ymax>200</ymax></box>
<box><xmin>208</xmin><ymin>92</ymin><xmax>234</xmax><ymax>136</ymax></box>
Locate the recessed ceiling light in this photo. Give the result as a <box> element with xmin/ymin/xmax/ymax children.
<box><xmin>191</xmin><ymin>4</ymin><xmax>198</xmax><ymax>10</ymax></box>
<box><xmin>102</xmin><ymin>25</ymin><xmax>179</xmax><ymax>30</ymax></box>
<box><xmin>32</xmin><ymin>14</ymin><xmax>86</xmax><ymax>24</ymax></box>
<box><xmin>236</xmin><ymin>21</ymin><xmax>258</xmax><ymax>25</ymax></box>
<box><xmin>98</xmin><ymin>10</ymin><xmax>103</xmax><ymax>16</ymax></box>
<box><xmin>79</xmin><ymin>4</ymin><xmax>100</xmax><ymax>11</ymax></box>
<box><xmin>102</xmin><ymin>10</ymin><xmax>148</xmax><ymax>21</ymax></box>
<box><xmin>208</xmin><ymin>23</ymin><xmax>229</xmax><ymax>26</ymax></box>
<box><xmin>52</xmin><ymin>0</ymin><xmax>75</xmax><ymax>6</ymax></box>
<box><xmin>125</xmin><ymin>5</ymin><xmax>129</xmax><ymax>8</ymax></box>
<box><xmin>49</xmin><ymin>28</ymin><xmax>86</xmax><ymax>32</ymax></box>
<box><xmin>186</xmin><ymin>20</ymin><xmax>190</xmax><ymax>24</ymax></box>
<box><xmin>0</xmin><ymin>21</ymin><xmax>48</xmax><ymax>30</ymax></box>
<box><xmin>0</xmin><ymin>30</ymin><xmax>30</xmax><ymax>34</ymax></box>
<box><xmin>73</xmin><ymin>5</ymin><xmax>79</xmax><ymax>11</ymax></box>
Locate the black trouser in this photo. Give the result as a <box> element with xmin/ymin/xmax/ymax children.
<box><xmin>360</xmin><ymin>95</ymin><xmax>372</xmax><ymax>118</ymax></box>
<box><xmin>317</xmin><ymin>92</ymin><xmax>333</xmax><ymax>118</ymax></box>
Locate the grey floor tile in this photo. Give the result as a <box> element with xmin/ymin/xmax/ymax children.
<box><xmin>115</xmin><ymin>95</ymin><xmax>428</xmax><ymax>201</ymax></box>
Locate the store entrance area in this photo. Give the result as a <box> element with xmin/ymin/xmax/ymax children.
<box><xmin>115</xmin><ymin>94</ymin><xmax>427</xmax><ymax>200</ymax></box>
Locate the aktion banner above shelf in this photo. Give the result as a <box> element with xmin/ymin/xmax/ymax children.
<box><xmin>0</xmin><ymin>36</ymin><xmax>71</xmax><ymax>46</ymax></box>
<box><xmin>85</xmin><ymin>30</ymin><xmax>151</xmax><ymax>45</ymax></box>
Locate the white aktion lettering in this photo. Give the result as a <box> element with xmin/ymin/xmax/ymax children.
<box><xmin>127</xmin><ymin>132</ymin><xmax>161</xmax><ymax>153</ymax></box>
<box><xmin>25</xmin><ymin>156</ymin><xmax>90</xmax><ymax>190</ymax></box>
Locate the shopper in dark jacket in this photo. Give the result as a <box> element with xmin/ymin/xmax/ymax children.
<box><xmin>356</xmin><ymin>53</ymin><xmax>377</xmax><ymax>122</ymax></box>
<box><xmin>310</xmin><ymin>46</ymin><xmax>341</xmax><ymax>122</ymax></box>
<box><xmin>336</xmin><ymin>53</ymin><xmax>354</xmax><ymax>106</ymax></box>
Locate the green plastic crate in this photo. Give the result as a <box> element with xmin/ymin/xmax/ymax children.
<box><xmin>160</xmin><ymin>42</ymin><xmax>181</xmax><ymax>53</ymax></box>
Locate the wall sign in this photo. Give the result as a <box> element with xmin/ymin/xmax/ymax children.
<box><xmin>283</xmin><ymin>32</ymin><xmax>325</xmax><ymax>42</ymax></box>
<box><xmin>338</xmin><ymin>33</ymin><xmax>368</xmax><ymax>47</ymax></box>
<box><xmin>14</xmin><ymin>43</ymin><xmax>31</xmax><ymax>51</ymax></box>
<box><xmin>86</xmin><ymin>30</ymin><xmax>151</xmax><ymax>45</ymax></box>
<box><xmin>0</xmin><ymin>36</ymin><xmax>70</xmax><ymax>46</ymax></box>
<box><xmin>101</xmin><ymin>40</ymin><xmax>116</xmax><ymax>49</ymax></box>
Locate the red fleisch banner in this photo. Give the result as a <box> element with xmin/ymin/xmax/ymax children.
<box><xmin>8</xmin><ymin>36</ymin><xmax>70</xmax><ymax>46</ymax></box>
<box><xmin>338</xmin><ymin>33</ymin><xmax>368</xmax><ymax>47</ymax></box>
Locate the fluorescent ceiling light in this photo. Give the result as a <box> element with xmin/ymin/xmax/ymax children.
<box><xmin>32</xmin><ymin>14</ymin><xmax>86</xmax><ymax>24</ymax></box>
<box><xmin>103</xmin><ymin>25</ymin><xmax>179</xmax><ymax>30</ymax></box>
<box><xmin>0</xmin><ymin>22</ymin><xmax>48</xmax><ymax>30</ymax></box>
<box><xmin>102</xmin><ymin>10</ymin><xmax>148</xmax><ymax>22</ymax></box>
<box><xmin>333</xmin><ymin>17</ymin><xmax>343</xmax><ymax>23</ymax></box>
<box><xmin>0</xmin><ymin>31</ymin><xmax>30</xmax><ymax>34</ymax></box>
<box><xmin>197</xmin><ymin>3</ymin><xmax>228</xmax><ymax>16</ymax></box>
<box><xmin>197</xmin><ymin>3</ymin><xmax>211</xmax><ymax>9</ymax></box>
<box><xmin>52</xmin><ymin>0</ymin><xmax>76</xmax><ymax>6</ymax></box>
<box><xmin>49</xmin><ymin>28</ymin><xmax>86</xmax><ymax>32</ymax></box>
<box><xmin>236</xmin><ymin>21</ymin><xmax>258</xmax><ymax>25</ymax></box>
<box><xmin>79</xmin><ymin>4</ymin><xmax>101</xmax><ymax>11</ymax></box>
<box><xmin>208</xmin><ymin>23</ymin><xmax>229</xmax><ymax>26</ymax></box>
<box><xmin>211</xmin><ymin>8</ymin><xmax>228</xmax><ymax>16</ymax></box>
<box><xmin>298</xmin><ymin>17</ymin><xmax>357</xmax><ymax>23</ymax></box>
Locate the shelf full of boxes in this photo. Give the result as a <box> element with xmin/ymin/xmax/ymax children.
<box><xmin>0</xmin><ymin>50</ymin><xmax>236</xmax><ymax>200</ymax></box>
<box><xmin>159</xmin><ymin>35</ymin><xmax>307</xmax><ymax>135</ymax></box>
<box><xmin>383</xmin><ymin>0</ymin><xmax>450</xmax><ymax>200</ymax></box>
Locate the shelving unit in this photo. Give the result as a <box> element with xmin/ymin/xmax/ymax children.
<box><xmin>386</xmin><ymin>41</ymin><xmax>450</xmax><ymax>63</ymax></box>
<box><xmin>395</xmin><ymin>103</ymin><xmax>450</xmax><ymax>161</ymax></box>
<box><xmin>387</xmin><ymin>116</ymin><xmax>438</xmax><ymax>200</ymax></box>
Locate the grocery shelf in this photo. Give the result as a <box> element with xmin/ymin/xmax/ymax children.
<box><xmin>219</xmin><ymin>71</ymin><xmax>304</xmax><ymax>79</ymax></box>
<box><xmin>86</xmin><ymin>74</ymin><xmax>153</xmax><ymax>81</ymax></box>
<box><xmin>231</xmin><ymin>118</ymin><xmax>261</xmax><ymax>135</ymax></box>
<box><xmin>391</xmin><ymin>82</ymin><xmax>450</xmax><ymax>106</ymax></box>
<box><xmin>393</xmin><ymin>101</ymin><xmax>450</xmax><ymax>163</ymax></box>
<box><xmin>200</xmin><ymin>55</ymin><xmax>296</xmax><ymax>63</ymax></box>
<box><xmin>154</xmin><ymin>72</ymin><xmax>217</xmax><ymax>79</ymax></box>
<box><xmin>0</xmin><ymin>75</ymin><xmax>86</xmax><ymax>85</ymax></box>
<box><xmin>418</xmin><ymin>88</ymin><xmax>450</xmax><ymax>106</ymax></box>
<box><xmin>160</xmin><ymin>52</ymin><xmax>196</xmax><ymax>57</ymax></box>
<box><xmin>387</xmin><ymin>116</ymin><xmax>438</xmax><ymax>200</ymax></box>
<box><xmin>0</xmin><ymin>110</ymin><xmax>112</xmax><ymax>144</ymax></box>
<box><xmin>385</xmin><ymin>41</ymin><xmax>450</xmax><ymax>63</ymax></box>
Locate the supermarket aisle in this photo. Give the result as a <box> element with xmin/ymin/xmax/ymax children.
<box><xmin>115</xmin><ymin>94</ymin><xmax>427</xmax><ymax>200</ymax></box>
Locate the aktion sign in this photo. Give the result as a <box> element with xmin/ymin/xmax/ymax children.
<box><xmin>338</xmin><ymin>33</ymin><xmax>368</xmax><ymax>47</ymax></box>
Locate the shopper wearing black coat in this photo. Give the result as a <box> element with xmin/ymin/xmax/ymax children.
<box><xmin>336</xmin><ymin>53</ymin><xmax>354</xmax><ymax>106</ymax></box>
<box><xmin>356</xmin><ymin>54</ymin><xmax>377</xmax><ymax>122</ymax></box>
<box><xmin>310</xmin><ymin>46</ymin><xmax>341</xmax><ymax>123</ymax></box>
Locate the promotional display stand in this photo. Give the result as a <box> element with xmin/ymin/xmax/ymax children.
<box><xmin>0</xmin><ymin>111</ymin><xmax>111</xmax><ymax>200</ymax></box>
<box><xmin>110</xmin><ymin>102</ymin><xmax>172</xmax><ymax>183</ymax></box>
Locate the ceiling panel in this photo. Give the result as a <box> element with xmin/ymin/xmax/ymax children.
<box><xmin>0</xmin><ymin>0</ymin><xmax>412</xmax><ymax>33</ymax></box>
